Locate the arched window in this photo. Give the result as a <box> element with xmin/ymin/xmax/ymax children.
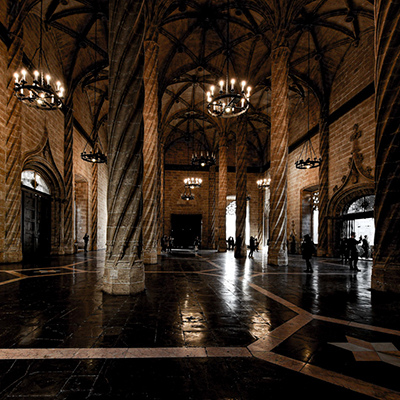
<box><xmin>21</xmin><ymin>170</ymin><xmax>50</xmax><ymax>195</ymax></box>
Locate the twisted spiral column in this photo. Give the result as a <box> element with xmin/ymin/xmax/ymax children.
<box><xmin>142</xmin><ymin>39</ymin><xmax>159</xmax><ymax>264</ymax></box>
<box><xmin>104</xmin><ymin>0</ymin><xmax>145</xmax><ymax>295</ymax></box>
<box><xmin>90</xmin><ymin>163</ymin><xmax>98</xmax><ymax>251</ymax></box>
<box><xmin>258</xmin><ymin>188</ymin><xmax>264</xmax><ymax>247</ymax></box>
<box><xmin>372</xmin><ymin>0</ymin><xmax>400</xmax><ymax>292</ymax></box>
<box><xmin>63</xmin><ymin>101</ymin><xmax>74</xmax><ymax>254</ymax></box>
<box><xmin>218</xmin><ymin>133</ymin><xmax>228</xmax><ymax>252</ymax></box>
<box><xmin>267</xmin><ymin>46</ymin><xmax>290</xmax><ymax>266</ymax></box>
<box><xmin>3</xmin><ymin>35</ymin><xmax>23</xmax><ymax>262</ymax></box>
<box><xmin>209</xmin><ymin>165</ymin><xmax>216</xmax><ymax>249</ymax></box>
<box><xmin>235</xmin><ymin>117</ymin><xmax>247</xmax><ymax>257</ymax></box>
<box><xmin>157</xmin><ymin>142</ymin><xmax>164</xmax><ymax>254</ymax></box>
<box><xmin>318</xmin><ymin>114</ymin><xmax>329</xmax><ymax>256</ymax></box>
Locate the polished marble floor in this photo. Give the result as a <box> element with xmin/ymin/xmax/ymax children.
<box><xmin>0</xmin><ymin>249</ymin><xmax>399</xmax><ymax>399</ymax></box>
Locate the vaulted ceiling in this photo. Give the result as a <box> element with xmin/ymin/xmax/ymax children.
<box><xmin>11</xmin><ymin>0</ymin><xmax>374</xmax><ymax>167</ymax></box>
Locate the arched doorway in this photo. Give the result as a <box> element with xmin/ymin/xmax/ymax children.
<box><xmin>226</xmin><ymin>196</ymin><xmax>250</xmax><ymax>245</ymax></box>
<box><xmin>21</xmin><ymin>170</ymin><xmax>52</xmax><ymax>260</ymax></box>
<box><xmin>341</xmin><ymin>195</ymin><xmax>375</xmax><ymax>258</ymax></box>
<box><xmin>327</xmin><ymin>184</ymin><xmax>374</xmax><ymax>257</ymax></box>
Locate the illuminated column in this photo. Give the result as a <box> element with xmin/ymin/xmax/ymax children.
<box><xmin>209</xmin><ymin>165</ymin><xmax>217</xmax><ymax>249</ymax></box>
<box><xmin>142</xmin><ymin>39</ymin><xmax>159</xmax><ymax>264</ymax></box>
<box><xmin>235</xmin><ymin>117</ymin><xmax>247</xmax><ymax>256</ymax></box>
<box><xmin>2</xmin><ymin>35</ymin><xmax>23</xmax><ymax>262</ymax></box>
<box><xmin>268</xmin><ymin>46</ymin><xmax>290</xmax><ymax>266</ymax></box>
<box><xmin>317</xmin><ymin>113</ymin><xmax>329</xmax><ymax>256</ymax></box>
<box><xmin>218</xmin><ymin>133</ymin><xmax>228</xmax><ymax>252</ymax></box>
<box><xmin>372</xmin><ymin>0</ymin><xmax>400</xmax><ymax>292</ymax></box>
<box><xmin>63</xmin><ymin>100</ymin><xmax>74</xmax><ymax>255</ymax></box>
<box><xmin>104</xmin><ymin>0</ymin><xmax>145</xmax><ymax>295</ymax></box>
<box><xmin>90</xmin><ymin>163</ymin><xmax>98</xmax><ymax>251</ymax></box>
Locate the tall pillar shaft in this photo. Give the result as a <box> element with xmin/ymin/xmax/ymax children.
<box><xmin>157</xmin><ymin>142</ymin><xmax>164</xmax><ymax>254</ymax></box>
<box><xmin>142</xmin><ymin>39</ymin><xmax>159</xmax><ymax>264</ymax></box>
<box><xmin>209</xmin><ymin>165</ymin><xmax>217</xmax><ymax>249</ymax></box>
<box><xmin>91</xmin><ymin>163</ymin><xmax>98</xmax><ymax>251</ymax></box>
<box><xmin>104</xmin><ymin>0</ymin><xmax>145</xmax><ymax>295</ymax></box>
<box><xmin>2</xmin><ymin>36</ymin><xmax>23</xmax><ymax>263</ymax></box>
<box><xmin>235</xmin><ymin>118</ymin><xmax>247</xmax><ymax>256</ymax></box>
<box><xmin>318</xmin><ymin>115</ymin><xmax>329</xmax><ymax>256</ymax></box>
<box><xmin>372</xmin><ymin>0</ymin><xmax>400</xmax><ymax>292</ymax></box>
<box><xmin>268</xmin><ymin>46</ymin><xmax>290</xmax><ymax>266</ymax></box>
<box><xmin>64</xmin><ymin>102</ymin><xmax>74</xmax><ymax>254</ymax></box>
<box><xmin>218</xmin><ymin>134</ymin><xmax>228</xmax><ymax>252</ymax></box>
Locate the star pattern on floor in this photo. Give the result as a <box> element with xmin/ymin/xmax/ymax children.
<box><xmin>329</xmin><ymin>336</ymin><xmax>400</xmax><ymax>367</ymax></box>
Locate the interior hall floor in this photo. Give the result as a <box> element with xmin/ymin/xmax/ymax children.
<box><xmin>0</xmin><ymin>249</ymin><xmax>399</xmax><ymax>399</ymax></box>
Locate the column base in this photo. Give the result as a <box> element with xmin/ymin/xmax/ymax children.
<box><xmin>372</xmin><ymin>261</ymin><xmax>400</xmax><ymax>293</ymax></box>
<box><xmin>103</xmin><ymin>259</ymin><xmax>145</xmax><ymax>295</ymax></box>
<box><xmin>143</xmin><ymin>249</ymin><xmax>158</xmax><ymax>264</ymax></box>
<box><xmin>268</xmin><ymin>248</ymin><xmax>288</xmax><ymax>266</ymax></box>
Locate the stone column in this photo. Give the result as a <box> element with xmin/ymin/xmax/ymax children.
<box><xmin>63</xmin><ymin>100</ymin><xmax>74</xmax><ymax>254</ymax></box>
<box><xmin>2</xmin><ymin>35</ymin><xmax>23</xmax><ymax>263</ymax></box>
<box><xmin>372</xmin><ymin>0</ymin><xmax>400</xmax><ymax>292</ymax></box>
<box><xmin>235</xmin><ymin>117</ymin><xmax>247</xmax><ymax>257</ymax></box>
<box><xmin>142</xmin><ymin>39</ymin><xmax>159</xmax><ymax>264</ymax></box>
<box><xmin>318</xmin><ymin>113</ymin><xmax>329</xmax><ymax>256</ymax></box>
<box><xmin>90</xmin><ymin>163</ymin><xmax>98</xmax><ymax>251</ymax></box>
<box><xmin>157</xmin><ymin>142</ymin><xmax>164</xmax><ymax>254</ymax></box>
<box><xmin>268</xmin><ymin>46</ymin><xmax>290</xmax><ymax>266</ymax></box>
<box><xmin>258</xmin><ymin>186</ymin><xmax>264</xmax><ymax>247</ymax></box>
<box><xmin>104</xmin><ymin>0</ymin><xmax>145</xmax><ymax>295</ymax></box>
<box><xmin>209</xmin><ymin>165</ymin><xmax>217</xmax><ymax>249</ymax></box>
<box><xmin>218</xmin><ymin>133</ymin><xmax>228</xmax><ymax>252</ymax></box>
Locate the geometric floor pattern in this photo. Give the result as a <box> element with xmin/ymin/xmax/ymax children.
<box><xmin>0</xmin><ymin>249</ymin><xmax>400</xmax><ymax>399</ymax></box>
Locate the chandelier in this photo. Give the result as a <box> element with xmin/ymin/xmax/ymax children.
<box><xmin>295</xmin><ymin>26</ymin><xmax>321</xmax><ymax>170</ymax></box>
<box><xmin>206</xmin><ymin>0</ymin><xmax>250</xmax><ymax>118</ymax></box>
<box><xmin>13</xmin><ymin>0</ymin><xmax>64</xmax><ymax>110</ymax></box>
<box><xmin>81</xmin><ymin>19</ymin><xmax>107</xmax><ymax>164</ymax></box>
<box><xmin>181</xmin><ymin>187</ymin><xmax>195</xmax><ymax>201</ymax></box>
<box><xmin>257</xmin><ymin>178</ymin><xmax>270</xmax><ymax>189</ymax></box>
<box><xmin>184</xmin><ymin>177</ymin><xmax>202</xmax><ymax>189</ymax></box>
<box><xmin>192</xmin><ymin>70</ymin><xmax>216</xmax><ymax>166</ymax></box>
<box><xmin>191</xmin><ymin>150</ymin><xmax>216</xmax><ymax>167</ymax></box>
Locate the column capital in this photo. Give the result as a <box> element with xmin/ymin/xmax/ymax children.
<box><xmin>271</xmin><ymin>46</ymin><xmax>290</xmax><ymax>62</ymax></box>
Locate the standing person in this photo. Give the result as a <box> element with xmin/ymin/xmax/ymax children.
<box><xmin>83</xmin><ymin>233</ymin><xmax>89</xmax><ymax>252</ymax></box>
<box><xmin>161</xmin><ymin>235</ymin><xmax>167</xmax><ymax>252</ymax></box>
<box><xmin>168</xmin><ymin>236</ymin><xmax>174</xmax><ymax>253</ymax></box>
<box><xmin>234</xmin><ymin>234</ymin><xmax>242</xmax><ymax>259</ymax></box>
<box><xmin>194</xmin><ymin>236</ymin><xmax>201</xmax><ymax>252</ymax></box>
<box><xmin>301</xmin><ymin>234</ymin><xmax>316</xmax><ymax>273</ymax></box>
<box><xmin>248</xmin><ymin>236</ymin><xmax>256</xmax><ymax>258</ymax></box>
<box><xmin>227</xmin><ymin>236</ymin><xmax>235</xmax><ymax>250</ymax></box>
<box><xmin>362</xmin><ymin>235</ymin><xmax>370</xmax><ymax>259</ymax></box>
<box><xmin>348</xmin><ymin>232</ymin><xmax>361</xmax><ymax>271</ymax></box>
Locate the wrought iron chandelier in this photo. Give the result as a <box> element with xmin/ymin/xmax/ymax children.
<box><xmin>184</xmin><ymin>177</ymin><xmax>202</xmax><ymax>189</ymax></box>
<box><xmin>81</xmin><ymin>19</ymin><xmax>107</xmax><ymax>164</ymax></box>
<box><xmin>181</xmin><ymin>187</ymin><xmax>195</xmax><ymax>201</ymax></box>
<box><xmin>192</xmin><ymin>70</ymin><xmax>216</xmax><ymax>167</ymax></box>
<box><xmin>13</xmin><ymin>0</ymin><xmax>65</xmax><ymax>110</ymax></box>
<box><xmin>295</xmin><ymin>27</ymin><xmax>321</xmax><ymax>170</ymax></box>
<box><xmin>257</xmin><ymin>178</ymin><xmax>270</xmax><ymax>189</ymax></box>
<box><xmin>206</xmin><ymin>0</ymin><xmax>251</xmax><ymax>118</ymax></box>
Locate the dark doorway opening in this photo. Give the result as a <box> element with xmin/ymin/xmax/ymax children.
<box><xmin>171</xmin><ymin>214</ymin><xmax>202</xmax><ymax>249</ymax></box>
<box><xmin>22</xmin><ymin>188</ymin><xmax>51</xmax><ymax>260</ymax></box>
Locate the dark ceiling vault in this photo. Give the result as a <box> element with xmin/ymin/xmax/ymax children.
<box><xmin>7</xmin><ymin>0</ymin><xmax>374</xmax><ymax>167</ymax></box>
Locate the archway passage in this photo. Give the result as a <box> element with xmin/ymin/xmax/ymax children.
<box><xmin>21</xmin><ymin>171</ymin><xmax>51</xmax><ymax>260</ymax></box>
<box><xmin>342</xmin><ymin>195</ymin><xmax>375</xmax><ymax>258</ymax></box>
<box><xmin>171</xmin><ymin>214</ymin><xmax>202</xmax><ymax>249</ymax></box>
